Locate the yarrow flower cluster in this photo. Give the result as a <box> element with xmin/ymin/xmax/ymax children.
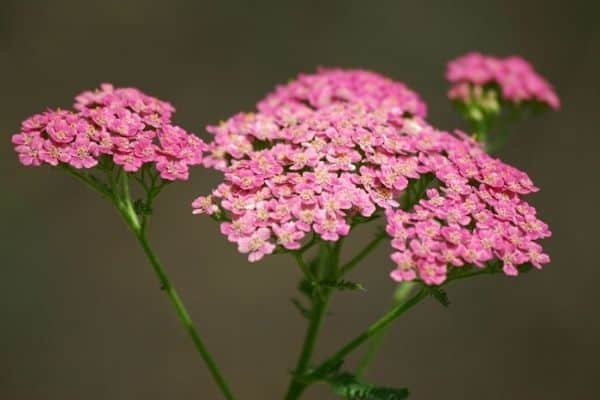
<box><xmin>202</xmin><ymin>69</ymin><xmax>426</xmax><ymax>171</ymax></box>
<box><xmin>193</xmin><ymin>68</ymin><xmax>551</xmax><ymax>284</ymax></box>
<box><xmin>11</xmin><ymin>56</ymin><xmax>559</xmax><ymax>400</ymax></box>
<box><xmin>257</xmin><ymin>68</ymin><xmax>427</xmax><ymax>119</ymax></box>
<box><xmin>12</xmin><ymin>84</ymin><xmax>204</xmax><ymax>181</ymax></box>
<box><xmin>446</xmin><ymin>52</ymin><xmax>560</xmax><ymax>109</ymax></box>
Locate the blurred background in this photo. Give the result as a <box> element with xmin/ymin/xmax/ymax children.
<box><xmin>1</xmin><ymin>1</ymin><xmax>598</xmax><ymax>399</ymax></box>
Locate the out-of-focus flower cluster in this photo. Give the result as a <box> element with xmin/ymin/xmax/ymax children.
<box><xmin>12</xmin><ymin>84</ymin><xmax>204</xmax><ymax>181</ymax></box>
<box><xmin>446</xmin><ymin>52</ymin><xmax>560</xmax><ymax>110</ymax></box>
<box><xmin>193</xmin><ymin>68</ymin><xmax>551</xmax><ymax>284</ymax></box>
<box><xmin>257</xmin><ymin>67</ymin><xmax>427</xmax><ymax>119</ymax></box>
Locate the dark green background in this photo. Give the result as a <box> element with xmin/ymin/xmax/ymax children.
<box><xmin>1</xmin><ymin>1</ymin><xmax>597</xmax><ymax>399</ymax></box>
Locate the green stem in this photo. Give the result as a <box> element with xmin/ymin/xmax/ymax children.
<box><xmin>285</xmin><ymin>244</ymin><xmax>336</xmax><ymax>400</ymax></box>
<box><xmin>131</xmin><ymin>226</ymin><xmax>236</xmax><ymax>400</ymax></box>
<box><xmin>355</xmin><ymin>281</ymin><xmax>417</xmax><ymax>378</ymax></box>
<box><xmin>285</xmin><ymin>295</ymin><xmax>330</xmax><ymax>400</ymax></box>
<box><xmin>311</xmin><ymin>288</ymin><xmax>428</xmax><ymax>381</ymax></box>
<box><xmin>66</xmin><ymin>169</ymin><xmax>236</xmax><ymax>400</ymax></box>
<box><xmin>60</xmin><ymin>165</ymin><xmax>112</xmax><ymax>199</ymax></box>
<box><xmin>340</xmin><ymin>232</ymin><xmax>386</xmax><ymax>276</ymax></box>
<box><xmin>117</xmin><ymin>182</ymin><xmax>236</xmax><ymax>400</ymax></box>
<box><xmin>293</xmin><ymin>252</ymin><xmax>317</xmax><ymax>283</ymax></box>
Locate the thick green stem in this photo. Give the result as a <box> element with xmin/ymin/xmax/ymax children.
<box><xmin>285</xmin><ymin>244</ymin><xmax>337</xmax><ymax>400</ymax></box>
<box><xmin>285</xmin><ymin>296</ymin><xmax>330</xmax><ymax>400</ymax></box>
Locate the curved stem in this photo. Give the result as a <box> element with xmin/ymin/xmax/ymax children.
<box><xmin>116</xmin><ymin>179</ymin><xmax>236</xmax><ymax>400</ymax></box>
<box><xmin>66</xmin><ymin>169</ymin><xmax>236</xmax><ymax>400</ymax></box>
<box><xmin>310</xmin><ymin>288</ymin><xmax>428</xmax><ymax>381</ymax></box>
<box><xmin>60</xmin><ymin>165</ymin><xmax>112</xmax><ymax>199</ymax></box>
<box><xmin>132</xmin><ymin>227</ymin><xmax>236</xmax><ymax>400</ymax></box>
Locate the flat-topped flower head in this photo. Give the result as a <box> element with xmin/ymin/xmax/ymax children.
<box><xmin>446</xmin><ymin>52</ymin><xmax>560</xmax><ymax>110</ymax></box>
<box><xmin>12</xmin><ymin>84</ymin><xmax>204</xmax><ymax>181</ymax></box>
<box><xmin>194</xmin><ymin>101</ymin><xmax>550</xmax><ymax>282</ymax></box>
<box><xmin>257</xmin><ymin>68</ymin><xmax>427</xmax><ymax>119</ymax></box>
<box><xmin>203</xmin><ymin>69</ymin><xmax>426</xmax><ymax>171</ymax></box>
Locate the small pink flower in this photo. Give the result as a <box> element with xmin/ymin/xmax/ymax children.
<box><xmin>39</xmin><ymin>141</ymin><xmax>72</xmax><ymax>166</ymax></box>
<box><xmin>12</xmin><ymin>131</ymin><xmax>40</xmax><ymax>146</ymax></box>
<box><xmin>379</xmin><ymin>163</ymin><xmax>409</xmax><ymax>191</ymax></box>
<box><xmin>220</xmin><ymin>214</ymin><xmax>256</xmax><ymax>242</ymax></box>
<box><xmin>133</xmin><ymin>139</ymin><xmax>157</xmax><ymax>162</ymax></box>
<box><xmin>237</xmin><ymin>228</ymin><xmax>276</xmax><ymax>262</ymax></box>
<box><xmin>272</xmin><ymin>222</ymin><xmax>304</xmax><ymax>250</ymax></box>
<box><xmin>526</xmin><ymin>243</ymin><xmax>550</xmax><ymax>269</ymax></box>
<box><xmin>156</xmin><ymin>157</ymin><xmax>188</xmax><ymax>181</ymax></box>
<box><xmin>45</xmin><ymin>115</ymin><xmax>77</xmax><ymax>143</ymax></box>
<box><xmin>351</xmin><ymin>189</ymin><xmax>376</xmax><ymax>217</ymax></box>
<box><xmin>390</xmin><ymin>252</ymin><xmax>417</xmax><ymax>282</ymax></box>
<box><xmin>69</xmin><ymin>138</ymin><xmax>98</xmax><ymax>169</ymax></box>
<box><xmin>113</xmin><ymin>152</ymin><xmax>144</xmax><ymax>172</ymax></box>
<box><xmin>289</xmin><ymin>147</ymin><xmax>320</xmax><ymax>170</ymax></box>
<box><xmin>313</xmin><ymin>215</ymin><xmax>350</xmax><ymax>241</ymax></box>
<box><xmin>15</xmin><ymin>137</ymin><xmax>44</xmax><ymax>166</ymax></box>
<box><xmin>226</xmin><ymin>168</ymin><xmax>263</xmax><ymax>190</ymax></box>
<box><xmin>418</xmin><ymin>259</ymin><xmax>447</xmax><ymax>285</ymax></box>
<box><xmin>191</xmin><ymin>195</ymin><xmax>219</xmax><ymax>215</ymax></box>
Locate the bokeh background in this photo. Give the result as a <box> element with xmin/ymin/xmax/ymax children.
<box><xmin>1</xmin><ymin>1</ymin><xmax>598</xmax><ymax>399</ymax></box>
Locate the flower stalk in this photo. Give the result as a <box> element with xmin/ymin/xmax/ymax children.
<box><xmin>67</xmin><ymin>169</ymin><xmax>237</xmax><ymax>400</ymax></box>
<box><xmin>13</xmin><ymin>56</ymin><xmax>558</xmax><ymax>399</ymax></box>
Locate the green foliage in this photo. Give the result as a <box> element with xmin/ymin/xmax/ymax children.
<box><xmin>294</xmin><ymin>277</ymin><xmax>365</xmax><ymax>319</ymax></box>
<box><xmin>428</xmin><ymin>286</ymin><xmax>450</xmax><ymax>307</ymax></box>
<box><xmin>252</xmin><ymin>139</ymin><xmax>273</xmax><ymax>151</ymax></box>
<box><xmin>291</xmin><ymin>298</ymin><xmax>312</xmax><ymax>319</ymax></box>
<box><xmin>326</xmin><ymin>372</ymin><xmax>410</xmax><ymax>399</ymax></box>
<box><xmin>299</xmin><ymin>277</ymin><xmax>366</xmax><ymax>297</ymax></box>
<box><xmin>134</xmin><ymin>198</ymin><xmax>153</xmax><ymax>216</ymax></box>
<box><xmin>402</xmin><ymin>174</ymin><xmax>436</xmax><ymax>210</ymax></box>
<box><xmin>320</xmin><ymin>279</ymin><xmax>366</xmax><ymax>292</ymax></box>
<box><xmin>298</xmin><ymin>277</ymin><xmax>315</xmax><ymax>298</ymax></box>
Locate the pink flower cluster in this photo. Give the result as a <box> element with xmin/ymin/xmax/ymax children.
<box><xmin>384</xmin><ymin>133</ymin><xmax>551</xmax><ymax>284</ymax></box>
<box><xmin>12</xmin><ymin>84</ymin><xmax>204</xmax><ymax>181</ymax></box>
<box><xmin>257</xmin><ymin>68</ymin><xmax>427</xmax><ymax>119</ymax></box>
<box><xmin>203</xmin><ymin>68</ymin><xmax>426</xmax><ymax>171</ymax></box>
<box><xmin>194</xmin><ymin>76</ymin><xmax>550</xmax><ymax>284</ymax></box>
<box><xmin>446</xmin><ymin>52</ymin><xmax>560</xmax><ymax>109</ymax></box>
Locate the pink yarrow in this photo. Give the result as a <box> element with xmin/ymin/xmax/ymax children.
<box><xmin>12</xmin><ymin>84</ymin><xmax>205</xmax><ymax>181</ymax></box>
<box><xmin>194</xmin><ymin>96</ymin><xmax>551</xmax><ymax>284</ymax></box>
<box><xmin>257</xmin><ymin>67</ymin><xmax>427</xmax><ymax>119</ymax></box>
<box><xmin>446</xmin><ymin>52</ymin><xmax>560</xmax><ymax>109</ymax></box>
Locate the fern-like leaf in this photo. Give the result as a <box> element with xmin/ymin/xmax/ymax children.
<box><xmin>320</xmin><ymin>279</ymin><xmax>366</xmax><ymax>292</ymax></box>
<box><xmin>326</xmin><ymin>373</ymin><xmax>410</xmax><ymax>399</ymax></box>
<box><xmin>428</xmin><ymin>287</ymin><xmax>450</xmax><ymax>307</ymax></box>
